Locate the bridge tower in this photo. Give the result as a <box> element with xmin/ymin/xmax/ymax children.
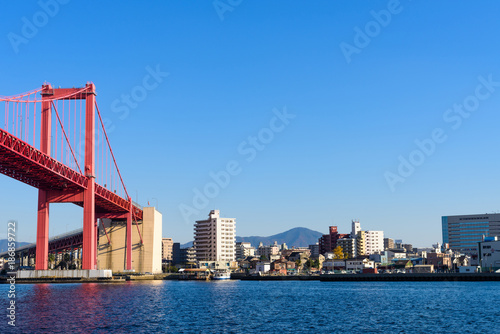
<box><xmin>35</xmin><ymin>83</ymin><xmax>98</xmax><ymax>270</ymax></box>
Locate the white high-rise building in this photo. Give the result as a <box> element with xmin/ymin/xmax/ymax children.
<box><xmin>194</xmin><ymin>210</ymin><xmax>236</xmax><ymax>262</ymax></box>
<box><xmin>365</xmin><ymin>230</ymin><xmax>384</xmax><ymax>255</ymax></box>
<box><xmin>351</xmin><ymin>220</ymin><xmax>361</xmax><ymax>238</ymax></box>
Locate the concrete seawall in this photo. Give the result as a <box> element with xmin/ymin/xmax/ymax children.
<box><xmin>238</xmin><ymin>275</ymin><xmax>320</xmax><ymax>281</ymax></box>
<box><xmin>320</xmin><ymin>273</ymin><xmax>500</xmax><ymax>282</ymax></box>
<box><xmin>232</xmin><ymin>273</ymin><xmax>500</xmax><ymax>281</ymax></box>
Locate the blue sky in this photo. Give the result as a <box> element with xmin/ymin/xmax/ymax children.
<box><xmin>2</xmin><ymin>1</ymin><xmax>500</xmax><ymax>247</ymax></box>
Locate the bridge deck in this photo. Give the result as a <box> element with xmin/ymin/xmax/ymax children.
<box><xmin>0</xmin><ymin>128</ymin><xmax>142</xmax><ymax>219</ymax></box>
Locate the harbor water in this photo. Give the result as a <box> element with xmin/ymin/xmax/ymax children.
<box><xmin>2</xmin><ymin>280</ymin><xmax>499</xmax><ymax>333</ymax></box>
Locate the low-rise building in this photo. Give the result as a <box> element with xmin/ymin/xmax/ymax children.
<box><xmin>255</xmin><ymin>261</ymin><xmax>271</xmax><ymax>274</ymax></box>
<box><xmin>256</xmin><ymin>243</ymin><xmax>279</xmax><ymax>260</ymax></box>
<box><xmin>459</xmin><ymin>266</ymin><xmax>479</xmax><ymax>273</ymax></box>
<box><xmin>236</xmin><ymin>242</ymin><xmax>255</xmax><ymax>260</ymax></box>
<box><xmin>413</xmin><ymin>265</ymin><xmax>434</xmax><ymax>273</ymax></box>
<box><xmin>288</xmin><ymin>250</ymin><xmax>310</xmax><ymax>263</ymax></box>
<box><xmin>427</xmin><ymin>252</ymin><xmax>452</xmax><ymax>270</ymax></box>
<box><xmin>198</xmin><ymin>260</ymin><xmax>238</xmax><ymax>270</ymax></box>
<box><xmin>393</xmin><ymin>259</ymin><xmax>413</xmax><ymax>271</ymax></box>
<box><xmin>322</xmin><ymin>259</ymin><xmax>347</xmax><ymax>271</ymax></box>
<box><xmin>271</xmin><ymin>258</ymin><xmax>296</xmax><ymax>275</ymax></box>
<box><xmin>478</xmin><ymin>237</ymin><xmax>500</xmax><ymax>271</ymax></box>
<box><xmin>345</xmin><ymin>258</ymin><xmax>375</xmax><ymax>271</ymax></box>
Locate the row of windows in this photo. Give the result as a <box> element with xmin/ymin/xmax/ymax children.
<box><xmin>449</xmin><ymin>222</ymin><xmax>489</xmax><ymax>226</ymax></box>
<box><xmin>448</xmin><ymin>226</ymin><xmax>489</xmax><ymax>230</ymax></box>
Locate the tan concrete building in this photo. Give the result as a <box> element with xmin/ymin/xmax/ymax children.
<box><xmin>356</xmin><ymin>231</ymin><xmax>366</xmax><ymax>256</ymax></box>
<box><xmin>97</xmin><ymin>207</ymin><xmax>162</xmax><ymax>274</ymax></box>
<box><xmin>162</xmin><ymin>238</ymin><xmax>173</xmax><ymax>262</ymax></box>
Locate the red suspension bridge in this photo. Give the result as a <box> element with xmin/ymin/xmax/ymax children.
<box><xmin>0</xmin><ymin>83</ymin><xmax>143</xmax><ymax>271</ymax></box>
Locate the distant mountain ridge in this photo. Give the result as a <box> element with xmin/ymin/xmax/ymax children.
<box><xmin>181</xmin><ymin>227</ymin><xmax>322</xmax><ymax>249</ymax></box>
<box><xmin>0</xmin><ymin>240</ymin><xmax>30</xmax><ymax>253</ymax></box>
<box><xmin>236</xmin><ymin>227</ymin><xmax>322</xmax><ymax>248</ymax></box>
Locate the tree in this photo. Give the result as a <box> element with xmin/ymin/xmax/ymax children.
<box><xmin>333</xmin><ymin>246</ymin><xmax>345</xmax><ymax>259</ymax></box>
<box><xmin>295</xmin><ymin>259</ymin><xmax>302</xmax><ymax>272</ymax></box>
<box><xmin>48</xmin><ymin>254</ymin><xmax>55</xmax><ymax>269</ymax></box>
<box><xmin>306</xmin><ymin>258</ymin><xmax>319</xmax><ymax>269</ymax></box>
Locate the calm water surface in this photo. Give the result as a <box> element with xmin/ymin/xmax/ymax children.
<box><xmin>1</xmin><ymin>280</ymin><xmax>499</xmax><ymax>333</ymax></box>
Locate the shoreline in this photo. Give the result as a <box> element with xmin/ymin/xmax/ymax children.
<box><xmin>237</xmin><ymin>273</ymin><xmax>500</xmax><ymax>281</ymax></box>
<box><xmin>2</xmin><ymin>272</ymin><xmax>500</xmax><ymax>284</ymax></box>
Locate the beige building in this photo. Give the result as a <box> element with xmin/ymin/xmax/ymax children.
<box><xmin>236</xmin><ymin>242</ymin><xmax>255</xmax><ymax>260</ymax></box>
<box><xmin>356</xmin><ymin>231</ymin><xmax>366</xmax><ymax>256</ymax></box>
<box><xmin>97</xmin><ymin>207</ymin><xmax>162</xmax><ymax>274</ymax></box>
<box><xmin>162</xmin><ymin>238</ymin><xmax>173</xmax><ymax>262</ymax></box>
<box><xmin>194</xmin><ymin>210</ymin><xmax>235</xmax><ymax>262</ymax></box>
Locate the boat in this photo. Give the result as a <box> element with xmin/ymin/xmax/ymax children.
<box><xmin>212</xmin><ymin>270</ymin><xmax>231</xmax><ymax>280</ymax></box>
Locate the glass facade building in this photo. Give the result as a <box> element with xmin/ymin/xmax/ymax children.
<box><xmin>442</xmin><ymin>214</ymin><xmax>500</xmax><ymax>252</ymax></box>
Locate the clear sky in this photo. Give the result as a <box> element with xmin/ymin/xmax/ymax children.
<box><xmin>1</xmin><ymin>1</ymin><xmax>500</xmax><ymax>247</ymax></box>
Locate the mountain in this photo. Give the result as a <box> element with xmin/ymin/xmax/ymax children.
<box><xmin>181</xmin><ymin>227</ymin><xmax>323</xmax><ymax>249</ymax></box>
<box><xmin>0</xmin><ymin>240</ymin><xmax>31</xmax><ymax>253</ymax></box>
<box><xmin>236</xmin><ymin>227</ymin><xmax>322</xmax><ymax>248</ymax></box>
<box><xmin>181</xmin><ymin>241</ymin><xmax>194</xmax><ymax>248</ymax></box>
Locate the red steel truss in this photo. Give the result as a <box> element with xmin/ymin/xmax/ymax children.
<box><xmin>0</xmin><ymin>84</ymin><xmax>142</xmax><ymax>271</ymax></box>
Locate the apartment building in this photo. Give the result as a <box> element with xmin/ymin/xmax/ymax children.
<box><xmin>194</xmin><ymin>210</ymin><xmax>235</xmax><ymax>262</ymax></box>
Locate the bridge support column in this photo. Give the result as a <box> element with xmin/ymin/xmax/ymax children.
<box><xmin>35</xmin><ymin>85</ymin><xmax>53</xmax><ymax>271</ymax></box>
<box><xmin>82</xmin><ymin>83</ymin><xmax>96</xmax><ymax>270</ymax></box>
<box><xmin>35</xmin><ymin>191</ymin><xmax>49</xmax><ymax>270</ymax></box>
<box><xmin>126</xmin><ymin>198</ymin><xmax>132</xmax><ymax>270</ymax></box>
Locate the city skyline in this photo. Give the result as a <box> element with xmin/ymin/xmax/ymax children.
<box><xmin>2</xmin><ymin>2</ymin><xmax>500</xmax><ymax>247</ymax></box>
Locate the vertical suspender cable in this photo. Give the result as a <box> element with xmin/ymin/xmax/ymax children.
<box><xmin>55</xmin><ymin>101</ymin><xmax>58</xmax><ymax>159</ymax></box>
<box><xmin>74</xmin><ymin>96</ymin><xmax>76</xmax><ymax>169</ymax></box>
<box><xmin>33</xmin><ymin>98</ymin><xmax>36</xmax><ymax>147</ymax></box>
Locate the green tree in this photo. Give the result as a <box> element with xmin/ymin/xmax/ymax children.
<box><xmin>333</xmin><ymin>246</ymin><xmax>345</xmax><ymax>259</ymax></box>
<box><xmin>295</xmin><ymin>259</ymin><xmax>302</xmax><ymax>272</ymax></box>
<box><xmin>48</xmin><ymin>254</ymin><xmax>55</xmax><ymax>269</ymax></box>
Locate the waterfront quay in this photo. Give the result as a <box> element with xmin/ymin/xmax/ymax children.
<box><xmin>319</xmin><ymin>272</ymin><xmax>500</xmax><ymax>282</ymax></box>
<box><xmin>235</xmin><ymin>273</ymin><xmax>500</xmax><ymax>281</ymax></box>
